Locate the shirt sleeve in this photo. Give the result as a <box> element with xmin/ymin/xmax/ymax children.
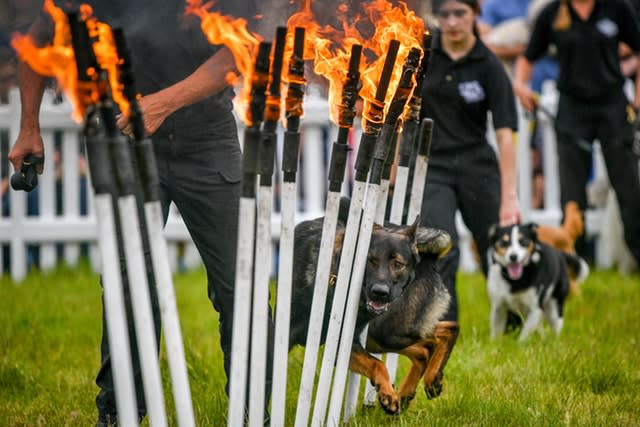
<box><xmin>617</xmin><ymin>0</ymin><xmax>640</xmax><ymax>52</ymax></box>
<box><xmin>478</xmin><ymin>0</ymin><xmax>501</xmax><ymax>27</ymax></box>
<box><xmin>486</xmin><ymin>57</ymin><xmax>518</xmax><ymax>131</ymax></box>
<box><xmin>524</xmin><ymin>3</ymin><xmax>554</xmax><ymax>62</ymax></box>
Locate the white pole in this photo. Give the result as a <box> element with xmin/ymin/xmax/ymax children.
<box><xmin>94</xmin><ymin>195</ymin><xmax>139</xmax><ymax>427</ymax></box>
<box><xmin>144</xmin><ymin>201</ymin><xmax>195</xmax><ymax>427</ymax></box>
<box><xmin>249</xmin><ymin>186</ymin><xmax>273</xmax><ymax>427</ymax></box>
<box><xmin>117</xmin><ymin>195</ymin><xmax>168</xmax><ymax>427</ymax></box>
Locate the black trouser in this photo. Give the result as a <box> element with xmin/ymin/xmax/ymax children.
<box><xmin>555</xmin><ymin>92</ymin><xmax>640</xmax><ymax>266</ymax></box>
<box><xmin>94</xmin><ymin>116</ymin><xmax>274</xmax><ymax>417</ymax></box>
<box><xmin>420</xmin><ymin>144</ymin><xmax>501</xmax><ymax>321</ymax></box>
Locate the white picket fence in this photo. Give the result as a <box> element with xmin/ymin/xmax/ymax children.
<box><xmin>0</xmin><ymin>83</ymin><xmax>632</xmax><ymax>282</ymax></box>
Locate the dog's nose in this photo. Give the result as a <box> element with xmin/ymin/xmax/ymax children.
<box><xmin>370</xmin><ymin>283</ymin><xmax>389</xmax><ymax>299</ymax></box>
<box><xmin>509</xmin><ymin>253</ymin><xmax>518</xmax><ymax>262</ymax></box>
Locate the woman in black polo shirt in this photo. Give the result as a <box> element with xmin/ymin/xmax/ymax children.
<box><xmin>417</xmin><ymin>0</ymin><xmax>521</xmax><ymax>389</ymax></box>
<box><xmin>514</xmin><ymin>0</ymin><xmax>640</xmax><ymax>267</ymax></box>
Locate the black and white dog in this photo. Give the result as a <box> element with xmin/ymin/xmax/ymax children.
<box><xmin>487</xmin><ymin>223</ymin><xmax>589</xmax><ymax>341</ymax></box>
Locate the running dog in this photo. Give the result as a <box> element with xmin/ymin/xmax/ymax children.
<box><xmin>289</xmin><ymin>204</ymin><xmax>453</xmax><ymax>414</ymax></box>
<box><xmin>487</xmin><ymin>223</ymin><xmax>589</xmax><ymax>341</ymax></box>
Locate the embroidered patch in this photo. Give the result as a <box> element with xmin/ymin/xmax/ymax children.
<box><xmin>458</xmin><ymin>80</ymin><xmax>485</xmax><ymax>103</ymax></box>
<box><xmin>596</xmin><ymin>18</ymin><xmax>618</xmax><ymax>38</ymax></box>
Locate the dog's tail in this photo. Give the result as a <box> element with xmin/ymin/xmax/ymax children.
<box><xmin>562</xmin><ymin>252</ymin><xmax>590</xmax><ymax>285</ymax></box>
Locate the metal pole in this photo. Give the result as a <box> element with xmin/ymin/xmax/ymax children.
<box><xmin>228</xmin><ymin>41</ymin><xmax>271</xmax><ymax>427</ymax></box>
<box><xmin>271</xmin><ymin>26</ymin><xmax>306</xmax><ymax>427</ymax></box>
<box><xmin>328</xmin><ymin>43</ymin><xmax>417</xmax><ymax>426</ymax></box>
<box><xmin>385</xmin><ymin>33</ymin><xmax>432</xmax><ymax>383</ymax></box>
<box><xmin>312</xmin><ymin>40</ymin><xmax>400</xmax><ymax>427</ymax></box>
<box><xmin>68</xmin><ymin>12</ymin><xmax>144</xmax><ymax>427</ymax></box>
<box><xmin>249</xmin><ymin>27</ymin><xmax>287</xmax><ymax>427</ymax></box>
<box><xmin>294</xmin><ymin>42</ymin><xmax>361</xmax><ymax>427</ymax></box>
<box><xmin>406</xmin><ymin>118</ymin><xmax>434</xmax><ymax>225</ymax></box>
<box><xmin>113</xmin><ymin>28</ymin><xmax>196</xmax><ymax>427</ymax></box>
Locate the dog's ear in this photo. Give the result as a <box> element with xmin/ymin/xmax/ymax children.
<box><xmin>415</xmin><ymin>227</ymin><xmax>452</xmax><ymax>259</ymax></box>
<box><xmin>524</xmin><ymin>222</ymin><xmax>538</xmax><ymax>238</ymax></box>
<box><xmin>488</xmin><ymin>223</ymin><xmax>499</xmax><ymax>243</ymax></box>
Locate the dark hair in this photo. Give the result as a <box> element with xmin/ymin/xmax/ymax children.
<box><xmin>431</xmin><ymin>0</ymin><xmax>480</xmax><ymax>14</ymax></box>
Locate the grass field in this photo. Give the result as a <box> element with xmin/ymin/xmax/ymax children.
<box><xmin>1</xmin><ymin>261</ymin><xmax>639</xmax><ymax>426</ymax></box>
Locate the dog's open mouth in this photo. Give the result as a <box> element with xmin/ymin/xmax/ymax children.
<box><xmin>507</xmin><ymin>262</ymin><xmax>524</xmax><ymax>280</ymax></box>
<box><xmin>367</xmin><ymin>300</ymin><xmax>390</xmax><ymax>315</ymax></box>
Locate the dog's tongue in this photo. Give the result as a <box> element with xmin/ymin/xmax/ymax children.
<box><xmin>507</xmin><ymin>263</ymin><xmax>523</xmax><ymax>279</ymax></box>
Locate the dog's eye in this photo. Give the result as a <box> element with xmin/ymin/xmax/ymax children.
<box><xmin>519</xmin><ymin>238</ymin><xmax>530</xmax><ymax>246</ymax></box>
<box><xmin>391</xmin><ymin>259</ymin><xmax>405</xmax><ymax>270</ymax></box>
<box><xmin>368</xmin><ymin>257</ymin><xmax>379</xmax><ymax>267</ymax></box>
<box><xmin>498</xmin><ymin>240</ymin><xmax>510</xmax><ymax>248</ymax></box>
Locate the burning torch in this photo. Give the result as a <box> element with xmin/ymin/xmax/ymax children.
<box><xmin>112</xmin><ymin>28</ymin><xmax>196</xmax><ymax>427</ymax></box>
<box><xmin>312</xmin><ymin>39</ymin><xmax>401</xmax><ymax>427</ymax></box>
<box><xmin>271</xmin><ymin>26</ymin><xmax>306</xmax><ymax>427</ymax></box>
<box><xmin>249</xmin><ymin>26</ymin><xmax>287</xmax><ymax>427</ymax></box>
<box><xmin>228</xmin><ymin>40</ymin><xmax>272</xmax><ymax>427</ymax></box>
<box><xmin>390</xmin><ymin>32</ymin><xmax>432</xmax><ymax>226</ymax></box>
<box><xmin>69</xmin><ymin>12</ymin><xmax>170</xmax><ymax>427</ymax></box>
<box><xmin>67</xmin><ymin>10</ymin><xmax>162</xmax><ymax>427</ymax></box>
<box><xmin>294</xmin><ymin>42</ymin><xmax>362</xmax><ymax>427</ymax></box>
<box><xmin>375</xmin><ymin>46</ymin><xmax>423</xmax><ymax>224</ymax></box>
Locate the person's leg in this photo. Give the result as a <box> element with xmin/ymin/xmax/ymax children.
<box><xmin>456</xmin><ymin>145</ymin><xmax>501</xmax><ymax>277</ymax></box>
<box><xmin>598</xmin><ymin>119</ymin><xmax>640</xmax><ymax>267</ymax></box>
<box><xmin>168</xmin><ymin>127</ymin><xmax>275</xmax><ymax>406</ymax></box>
<box><xmin>555</xmin><ymin>128</ymin><xmax>593</xmax><ymax>260</ymax></box>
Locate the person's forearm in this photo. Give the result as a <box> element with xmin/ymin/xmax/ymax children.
<box><xmin>634</xmin><ymin>58</ymin><xmax>640</xmax><ymax>109</ymax></box>
<box><xmin>153</xmin><ymin>47</ymin><xmax>236</xmax><ymax>115</ymax></box>
<box><xmin>496</xmin><ymin>128</ymin><xmax>518</xmax><ymax>203</ymax></box>
<box><xmin>513</xmin><ymin>56</ymin><xmax>533</xmax><ymax>89</ymax></box>
<box><xmin>18</xmin><ymin>61</ymin><xmax>47</xmax><ymax>133</ymax></box>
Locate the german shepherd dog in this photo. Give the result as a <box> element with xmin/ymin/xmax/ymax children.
<box><xmin>487</xmin><ymin>223</ymin><xmax>589</xmax><ymax>341</ymax></box>
<box><xmin>289</xmin><ymin>201</ymin><xmax>454</xmax><ymax>414</ymax></box>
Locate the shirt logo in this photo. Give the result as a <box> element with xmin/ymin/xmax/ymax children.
<box><xmin>596</xmin><ymin>18</ymin><xmax>618</xmax><ymax>38</ymax></box>
<box><xmin>458</xmin><ymin>81</ymin><xmax>485</xmax><ymax>103</ymax></box>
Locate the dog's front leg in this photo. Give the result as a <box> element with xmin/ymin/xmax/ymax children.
<box><xmin>518</xmin><ymin>308</ymin><xmax>543</xmax><ymax>341</ymax></box>
<box><xmin>349</xmin><ymin>344</ymin><xmax>399</xmax><ymax>414</ymax></box>
<box><xmin>490</xmin><ymin>302</ymin><xmax>508</xmax><ymax>338</ymax></box>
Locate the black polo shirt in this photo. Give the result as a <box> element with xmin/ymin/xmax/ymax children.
<box><xmin>60</xmin><ymin>0</ymin><xmax>258</xmax><ymax>126</ymax></box>
<box><xmin>526</xmin><ymin>0</ymin><xmax>640</xmax><ymax>102</ymax></box>
<box><xmin>420</xmin><ymin>31</ymin><xmax>517</xmax><ymax>153</ymax></box>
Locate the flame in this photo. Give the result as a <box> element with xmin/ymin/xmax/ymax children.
<box><xmin>11</xmin><ymin>0</ymin><xmax>83</xmax><ymax>121</ymax></box>
<box><xmin>87</xmin><ymin>18</ymin><xmax>131</xmax><ymax>118</ymax></box>
<box><xmin>185</xmin><ymin>0</ymin><xmax>262</xmax><ymax>123</ymax></box>
<box><xmin>11</xmin><ymin>0</ymin><xmax>131</xmax><ymax>121</ymax></box>
<box><xmin>285</xmin><ymin>0</ymin><xmax>425</xmax><ymax>127</ymax></box>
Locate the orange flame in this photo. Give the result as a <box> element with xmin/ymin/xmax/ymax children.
<box><xmin>185</xmin><ymin>0</ymin><xmax>262</xmax><ymax>122</ymax></box>
<box><xmin>286</xmin><ymin>0</ymin><xmax>425</xmax><ymax>126</ymax></box>
<box><xmin>11</xmin><ymin>0</ymin><xmax>131</xmax><ymax>121</ymax></box>
<box><xmin>11</xmin><ymin>0</ymin><xmax>83</xmax><ymax>121</ymax></box>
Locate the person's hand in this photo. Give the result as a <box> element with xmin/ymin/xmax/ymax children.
<box><xmin>8</xmin><ymin>128</ymin><xmax>45</xmax><ymax>175</ymax></box>
<box><xmin>513</xmin><ymin>82</ymin><xmax>538</xmax><ymax>113</ymax></box>
<box><xmin>116</xmin><ymin>91</ymin><xmax>173</xmax><ymax>137</ymax></box>
<box><xmin>499</xmin><ymin>194</ymin><xmax>521</xmax><ymax>226</ymax></box>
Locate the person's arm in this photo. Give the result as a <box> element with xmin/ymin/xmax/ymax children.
<box><xmin>118</xmin><ymin>46</ymin><xmax>236</xmax><ymax>136</ymax></box>
<box><xmin>495</xmin><ymin>127</ymin><xmax>520</xmax><ymax>226</ymax></box>
<box><xmin>513</xmin><ymin>55</ymin><xmax>538</xmax><ymax>112</ymax></box>
<box><xmin>8</xmin><ymin>13</ymin><xmax>51</xmax><ymax>174</ymax></box>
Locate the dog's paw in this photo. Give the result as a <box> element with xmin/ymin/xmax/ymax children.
<box><xmin>399</xmin><ymin>393</ymin><xmax>416</xmax><ymax>411</ymax></box>
<box><xmin>424</xmin><ymin>376</ymin><xmax>443</xmax><ymax>399</ymax></box>
<box><xmin>378</xmin><ymin>388</ymin><xmax>400</xmax><ymax>415</ymax></box>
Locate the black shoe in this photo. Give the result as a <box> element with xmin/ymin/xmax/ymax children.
<box><xmin>96</xmin><ymin>413</ymin><xmax>143</xmax><ymax>427</ymax></box>
<box><xmin>96</xmin><ymin>413</ymin><xmax>118</xmax><ymax>427</ymax></box>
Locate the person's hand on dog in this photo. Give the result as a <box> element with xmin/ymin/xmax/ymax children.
<box><xmin>499</xmin><ymin>193</ymin><xmax>521</xmax><ymax>226</ymax></box>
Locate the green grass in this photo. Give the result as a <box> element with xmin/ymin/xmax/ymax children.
<box><xmin>1</xmin><ymin>262</ymin><xmax>639</xmax><ymax>426</ymax></box>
